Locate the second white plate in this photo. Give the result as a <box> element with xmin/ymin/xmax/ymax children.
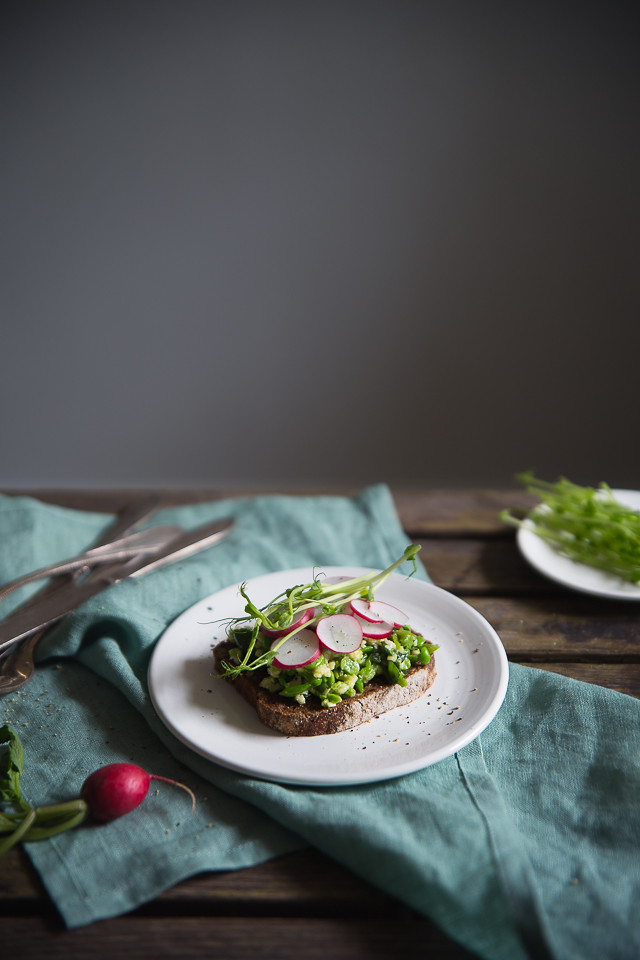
<box><xmin>148</xmin><ymin>567</ymin><xmax>509</xmax><ymax>786</ymax></box>
<box><xmin>517</xmin><ymin>488</ymin><xmax>640</xmax><ymax>600</ymax></box>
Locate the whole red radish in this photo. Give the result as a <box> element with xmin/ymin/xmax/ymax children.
<box><xmin>81</xmin><ymin>762</ymin><xmax>195</xmax><ymax>821</ymax></box>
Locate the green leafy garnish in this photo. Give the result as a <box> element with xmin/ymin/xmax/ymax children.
<box><xmin>0</xmin><ymin>724</ymin><xmax>27</xmax><ymax>810</ymax></box>
<box><xmin>228</xmin><ymin>625</ymin><xmax>438</xmax><ymax>708</ymax></box>
<box><xmin>501</xmin><ymin>472</ymin><xmax>640</xmax><ymax>584</ymax></box>
<box><xmin>0</xmin><ymin>725</ymin><xmax>88</xmax><ymax>858</ymax></box>
<box><xmin>219</xmin><ymin>544</ymin><xmax>425</xmax><ymax>687</ymax></box>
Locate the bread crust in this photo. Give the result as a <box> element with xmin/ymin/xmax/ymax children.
<box><xmin>213</xmin><ymin>640</ymin><xmax>437</xmax><ymax>737</ymax></box>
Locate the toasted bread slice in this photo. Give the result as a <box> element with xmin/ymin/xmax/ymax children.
<box><xmin>213</xmin><ymin>640</ymin><xmax>437</xmax><ymax>737</ymax></box>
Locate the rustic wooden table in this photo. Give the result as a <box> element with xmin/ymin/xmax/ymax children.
<box><xmin>2</xmin><ymin>488</ymin><xmax>639</xmax><ymax>959</ymax></box>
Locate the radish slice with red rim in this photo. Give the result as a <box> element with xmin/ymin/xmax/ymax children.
<box><xmin>350</xmin><ymin>598</ymin><xmax>408</xmax><ymax>628</ymax></box>
<box><xmin>353</xmin><ymin>614</ymin><xmax>394</xmax><ymax>639</ymax></box>
<box><xmin>316</xmin><ymin>614</ymin><xmax>363</xmax><ymax>654</ymax></box>
<box><xmin>262</xmin><ymin>605</ymin><xmax>314</xmax><ymax>638</ymax></box>
<box><xmin>271</xmin><ymin>629</ymin><xmax>321</xmax><ymax>669</ymax></box>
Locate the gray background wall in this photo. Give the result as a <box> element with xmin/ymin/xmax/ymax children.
<box><xmin>2</xmin><ymin>2</ymin><xmax>638</xmax><ymax>490</ymax></box>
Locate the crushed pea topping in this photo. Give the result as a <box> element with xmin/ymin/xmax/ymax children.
<box><xmin>228</xmin><ymin>624</ymin><xmax>438</xmax><ymax>708</ymax></box>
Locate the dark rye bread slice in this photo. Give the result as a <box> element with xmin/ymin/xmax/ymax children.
<box><xmin>213</xmin><ymin>640</ymin><xmax>437</xmax><ymax>737</ymax></box>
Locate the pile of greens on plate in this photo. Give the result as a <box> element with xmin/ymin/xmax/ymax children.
<box><xmin>501</xmin><ymin>471</ymin><xmax>640</xmax><ymax>584</ymax></box>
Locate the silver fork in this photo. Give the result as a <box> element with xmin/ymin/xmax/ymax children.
<box><xmin>0</xmin><ymin>495</ymin><xmax>163</xmax><ymax>693</ymax></box>
<box><xmin>0</xmin><ymin>524</ymin><xmax>180</xmax><ymax>605</ymax></box>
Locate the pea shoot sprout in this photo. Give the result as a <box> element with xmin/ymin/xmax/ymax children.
<box><xmin>218</xmin><ymin>544</ymin><xmax>422</xmax><ymax>679</ymax></box>
<box><xmin>501</xmin><ymin>472</ymin><xmax>640</xmax><ymax>584</ymax></box>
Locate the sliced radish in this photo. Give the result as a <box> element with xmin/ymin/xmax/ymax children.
<box><xmin>316</xmin><ymin>614</ymin><xmax>363</xmax><ymax>654</ymax></box>
<box><xmin>262</xmin><ymin>605</ymin><xmax>314</xmax><ymax>638</ymax></box>
<box><xmin>353</xmin><ymin>614</ymin><xmax>394</xmax><ymax>639</ymax></box>
<box><xmin>350</xmin><ymin>598</ymin><xmax>408</xmax><ymax>628</ymax></box>
<box><xmin>271</xmin><ymin>628</ymin><xmax>321</xmax><ymax>669</ymax></box>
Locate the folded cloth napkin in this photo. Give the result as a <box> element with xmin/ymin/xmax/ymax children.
<box><xmin>1</xmin><ymin>485</ymin><xmax>639</xmax><ymax>960</ymax></box>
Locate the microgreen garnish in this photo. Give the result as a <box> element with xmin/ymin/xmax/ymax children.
<box><xmin>0</xmin><ymin>724</ymin><xmax>88</xmax><ymax>857</ymax></box>
<box><xmin>219</xmin><ymin>544</ymin><xmax>422</xmax><ymax>679</ymax></box>
<box><xmin>501</xmin><ymin>472</ymin><xmax>640</xmax><ymax>583</ymax></box>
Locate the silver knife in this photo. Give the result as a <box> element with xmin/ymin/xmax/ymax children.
<box><xmin>0</xmin><ymin>494</ymin><xmax>164</xmax><ymax>623</ymax></box>
<box><xmin>0</xmin><ymin>524</ymin><xmax>183</xmax><ymax>605</ymax></box>
<box><xmin>0</xmin><ymin>494</ymin><xmax>163</xmax><ymax>693</ymax></box>
<box><xmin>0</xmin><ymin>516</ymin><xmax>234</xmax><ymax>654</ymax></box>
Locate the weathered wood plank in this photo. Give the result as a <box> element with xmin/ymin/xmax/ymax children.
<box><xmin>518</xmin><ymin>661</ymin><xmax>640</xmax><ymax>699</ymax></box>
<box><xmin>0</xmin><ymin>847</ymin><xmax>390</xmax><ymax>909</ymax></box>
<box><xmin>467</xmin><ymin>596</ymin><xmax>640</xmax><ymax>660</ymax></box>
<box><xmin>157</xmin><ymin>850</ymin><xmax>388</xmax><ymax>906</ymax></box>
<box><xmin>417</xmin><ymin>537</ymin><xmax>554</xmax><ymax>595</ymax></box>
<box><xmin>0</xmin><ymin>848</ymin><xmax>44</xmax><ymax>900</ymax></box>
<box><xmin>3</xmin><ymin>915</ymin><xmax>478</xmax><ymax>959</ymax></box>
<box><xmin>393</xmin><ymin>488</ymin><xmax>535</xmax><ymax>536</ymax></box>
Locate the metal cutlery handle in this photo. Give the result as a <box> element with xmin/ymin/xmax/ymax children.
<box><xmin>0</xmin><ymin>515</ymin><xmax>234</xmax><ymax>661</ymax></box>
<box><xmin>0</xmin><ymin>495</ymin><xmax>164</xmax><ymax>693</ymax></box>
<box><xmin>0</xmin><ymin>632</ymin><xmax>41</xmax><ymax>694</ymax></box>
<box><xmin>0</xmin><ymin>524</ymin><xmax>180</xmax><ymax>605</ymax></box>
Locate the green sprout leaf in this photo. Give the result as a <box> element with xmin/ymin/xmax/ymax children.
<box><xmin>0</xmin><ymin>723</ymin><xmax>27</xmax><ymax>809</ymax></box>
<box><xmin>501</xmin><ymin>472</ymin><xmax>640</xmax><ymax>584</ymax></box>
<box><xmin>0</xmin><ymin>726</ymin><xmax>89</xmax><ymax>858</ymax></box>
<box><xmin>219</xmin><ymin>544</ymin><xmax>423</xmax><ymax>680</ymax></box>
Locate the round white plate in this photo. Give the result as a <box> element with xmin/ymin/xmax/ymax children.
<box><xmin>517</xmin><ymin>488</ymin><xmax>640</xmax><ymax>601</ymax></box>
<box><xmin>148</xmin><ymin>567</ymin><xmax>509</xmax><ymax>786</ymax></box>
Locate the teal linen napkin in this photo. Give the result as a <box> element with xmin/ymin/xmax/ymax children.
<box><xmin>1</xmin><ymin>486</ymin><xmax>639</xmax><ymax>960</ymax></box>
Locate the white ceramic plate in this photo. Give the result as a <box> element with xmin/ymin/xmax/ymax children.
<box><xmin>148</xmin><ymin>567</ymin><xmax>509</xmax><ymax>786</ymax></box>
<box><xmin>517</xmin><ymin>489</ymin><xmax>640</xmax><ymax>601</ymax></box>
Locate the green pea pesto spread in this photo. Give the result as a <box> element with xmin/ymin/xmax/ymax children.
<box><xmin>226</xmin><ymin>624</ymin><xmax>438</xmax><ymax>709</ymax></box>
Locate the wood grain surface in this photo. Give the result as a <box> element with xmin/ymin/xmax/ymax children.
<box><xmin>2</xmin><ymin>487</ymin><xmax>638</xmax><ymax>959</ymax></box>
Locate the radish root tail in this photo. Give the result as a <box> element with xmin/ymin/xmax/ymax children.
<box><xmin>149</xmin><ymin>775</ymin><xmax>196</xmax><ymax>815</ymax></box>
